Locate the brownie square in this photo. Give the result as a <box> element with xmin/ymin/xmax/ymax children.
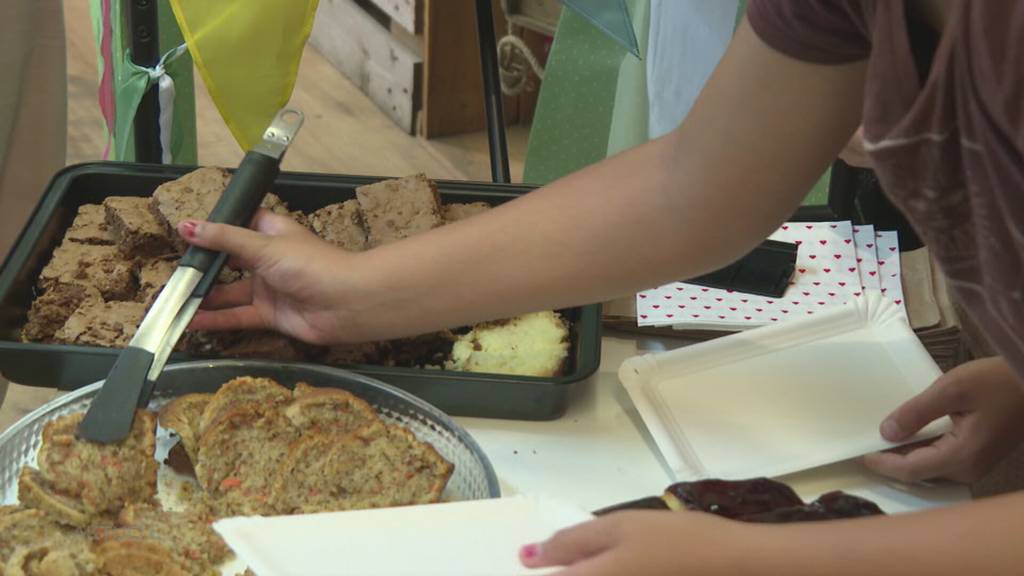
<box><xmin>52</xmin><ymin>300</ymin><xmax>147</xmax><ymax>348</ymax></box>
<box><xmin>385</xmin><ymin>331</ymin><xmax>455</xmax><ymax>368</ymax></box>
<box><xmin>307</xmin><ymin>200</ymin><xmax>368</xmax><ymax>252</ymax></box>
<box><xmin>103</xmin><ymin>196</ymin><xmax>175</xmax><ymax>258</ymax></box>
<box><xmin>64</xmin><ymin>204</ymin><xmax>115</xmax><ymax>245</ymax></box>
<box><xmin>322</xmin><ymin>342</ymin><xmax>383</xmax><ymax>365</ymax></box>
<box><xmin>137</xmin><ymin>257</ymin><xmax>177</xmax><ymax>307</ymax></box>
<box><xmin>443</xmin><ymin>202</ymin><xmax>491</xmax><ymax>223</ymax></box>
<box><xmin>38</xmin><ymin>242</ymin><xmax>137</xmax><ymax>300</ymax></box>
<box><xmin>218</xmin><ymin>332</ymin><xmax>305</xmax><ymax>361</ymax></box>
<box><xmin>355</xmin><ymin>174</ymin><xmax>443</xmax><ymax>247</ymax></box>
<box><xmin>21</xmin><ymin>284</ymin><xmax>102</xmax><ymax>342</ymax></box>
<box><xmin>149</xmin><ymin>167</ymin><xmax>290</xmax><ymax>251</ymax></box>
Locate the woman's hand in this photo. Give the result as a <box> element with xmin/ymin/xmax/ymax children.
<box><xmin>864</xmin><ymin>356</ymin><xmax>1024</xmax><ymax>483</ymax></box>
<box><xmin>520</xmin><ymin>511</ymin><xmax>753</xmax><ymax>576</ymax></box>
<box><xmin>178</xmin><ymin>210</ymin><xmax>364</xmax><ymax>345</ymax></box>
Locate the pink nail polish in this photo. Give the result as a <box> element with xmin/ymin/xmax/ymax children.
<box><xmin>520</xmin><ymin>543</ymin><xmax>539</xmax><ymax>561</ymax></box>
<box><xmin>180</xmin><ymin>221</ymin><xmax>197</xmax><ymax>238</ymax></box>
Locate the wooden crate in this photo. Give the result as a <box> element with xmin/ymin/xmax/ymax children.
<box><xmin>309</xmin><ymin>0</ymin><xmax>548</xmax><ymax>137</ymax></box>
<box><xmin>421</xmin><ymin>0</ymin><xmax>549</xmax><ymax>138</ymax></box>
<box><xmin>309</xmin><ymin>0</ymin><xmax>422</xmax><ymax>133</ymax></box>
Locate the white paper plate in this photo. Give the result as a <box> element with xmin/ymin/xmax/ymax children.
<box><xmin>619</xmin><ymin>291</ymin><xmax>949</xmax><ymax>480</ymax></box>
<box><xmin>214</xmin><ymin>495</ymin><xmax>592</xmax><ymax>576</ymax></box>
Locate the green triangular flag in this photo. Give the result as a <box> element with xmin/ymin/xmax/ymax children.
<box><xmin>559</xmin><ymin>0</ymin><xmax>641</xmax><ymax>57</ymax></box>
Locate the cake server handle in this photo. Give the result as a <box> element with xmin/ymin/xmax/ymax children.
<box><xmin>77</xmin><ymin>109</ymin><xmax>303</xmax><ymax>443</ymax></box>
<box><xmin>179</xmin><ymin>108</ymin><xmax>304</xmax><ymax>274</ymax></box>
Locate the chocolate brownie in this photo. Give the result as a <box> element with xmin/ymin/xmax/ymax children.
<box><xmin>307</xmin><ymin>200</ymin><xmax>368</xmax><ymax>251</ymax></box>
<box><xmin>63</xmin><ymin>204</ymin><xmax>115</xmax><ymax>245</ymax></box>
<box><xmin>52</xmin><ymin>300</ymin><xmax>146</xmax><ymax>347</ymax></box>
<box><xmin>385</xmin><ymin>331</ymin><xmax>456</xmax><ymax>368</ymax></box>
<box><xmin>38</xmin><ymin>242</ymin><xmax>137</xmax><ymax>300</ymax></box>
<box><xmin>150</xmin><ymin>167</ymin><xmax>290</xmax><ymax>251</ymax></box>
<box><xmin>103</xmin><ymin>196</ymin><xmax>175</xmax><ymax>258</ymax></box>
<box><xmin>137</xmin><ymin>257</ymin><xmax>177</xmax><ymax>307</ymax></box>
<box><xmin>355</xmin><ymin>174</ymin><xmax>443</xmax><ymax>247</ymax></box>
<box><xmin>218</xmin><ymin>331</ymin><xmax>306</xmax><ymax>361</ymax></box>
<box><xmin>322</xmin><ymin>342</ymin><xmax>384</xmax><ymax>365</ymax></box>
<box><xmin>21</xmin><ymin>284</ymin><xmax>101</xmax><ymax>342</ymax></box>
<box><xmin>183</xmin><ymin>330</ymin><xmax>309</xmax><ymax>361</ymax></box>
<box><xmin>443</xmin><ymin>202</ymin><xmax>491</xmax><ymax>223</ymax></box>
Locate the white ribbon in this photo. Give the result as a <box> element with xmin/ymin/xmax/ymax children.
<box><xmin>144</xmin><ymin>44</ymin><xmax>188</xmax><ymax>164</ymax></box>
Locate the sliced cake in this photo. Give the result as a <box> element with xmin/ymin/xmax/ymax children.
<box><xmin>447</xmin><ymin>311</ymin><xmax>570</xmax><ymax>377</ymax></box>
<box><xmin>442</xmin><ymin>201</ymin><xmax>491</xmax><ymax>223</ymax></box>
<box><xmin>272</xmin><ymin>422</ymin><xmax>453</xmax><ymax>515</ymax></box>
<box><xmin>284</xmin><ymin>382</ymin><xmax>380</xmax><ymax>433</ymax></box>
<box><xmin>194</xmin><ymin>405</ymin><xmax>298</xmax><ymax>516</ymax></box>
<box><xmin>158</xmin><ymin>393</ymin><xmax>213</xmax><ymax>465</ymax></box>
<box><xmin>196</xmin><ymin>376</ymin><xmax>293</xmax><ymax>437</ymax></box>
<box><xmin>34</xmin><ymin>410</ymin><xmax>158</xmax><ymax>518</ymax></box>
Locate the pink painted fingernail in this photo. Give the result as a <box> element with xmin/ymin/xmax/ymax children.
<box><xmin>520</xmin><ymin>543</ymin><xmax>540</xmax><ymax>561</ymax></box>
<box><xmin>180</xmin><ymin>220</ymin><xmax>199</xmax><ymax>239</ymax></box>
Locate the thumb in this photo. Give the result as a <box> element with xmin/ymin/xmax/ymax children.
<box><xmin>521</xmin><ymin>518</ymin><xmax>617</xmax><ymax>569</ymax></box>
<box><xmin>178</xmin><ymin>219</ymin><xmax>271</xmax><ymax>270</ymax></box>
<box><xmin>880</xmin><ymin>370</ymin><xmax>970</xmax><ymax>442</ymax></box>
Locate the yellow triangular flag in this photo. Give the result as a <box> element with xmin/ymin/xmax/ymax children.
<box><xmin>170</xmin><ymin>0</ymin><xmax>319</xmax><ymax>150</ymax></box>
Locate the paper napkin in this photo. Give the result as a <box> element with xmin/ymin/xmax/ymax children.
<box><xmin>636</xmin><ymin>222</ymin><xmax>909</xmax><ymax>329</ymax></box>
<box><xmin>876</xmin><ymin>231</ymin><xmax>906</xmax><ymax>312</ymax></box>
<box><xmin>637</xmin><ymin>222</ymin><xmax>860</xmax><ymax>328</ymax></box>
<box><xmin>852</xmin><ymin>225</ymin><xmax>880</xmax><ymax>291</ymax></box>
<box><xmin>214</xmin><ymin>496</ymin><xmax>593</xmax><ymax>576</ymax></box>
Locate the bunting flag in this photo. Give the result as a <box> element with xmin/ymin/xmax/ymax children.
<box><xmin>169</xmin><ymin>0</ymin><xmax>320</xmax><ymax>151</ymax></box>
<box><xmin>89</xmin><ymin>0</ymin><xmax>197</xmax><ymax>163</ymax></box>
<box><xmin>559</xmin><ymin>0</ymin><xmax>641</xmax><ymax>58</ymax></box>
<box><xmin>93</xmin><ymin>0</ymin><xmax>116</xmax><ymax>159</ymax></box>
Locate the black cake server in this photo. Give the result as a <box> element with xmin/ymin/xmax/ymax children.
<box><xmin>77</xmin><ymin>108</ymin><xmax>304</xmax><ymax>443</ymax></box>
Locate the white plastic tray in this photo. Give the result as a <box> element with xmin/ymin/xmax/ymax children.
<box><xmin>619</xmin><ymin>291</ymin><xmax>949</xmax><ymax>480</ymax></box>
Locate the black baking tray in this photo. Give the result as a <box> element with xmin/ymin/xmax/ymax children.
<box><xmin>0</xmin><ymin>162</ymin><xmax>602</xmax><ymax>421</ymax></box>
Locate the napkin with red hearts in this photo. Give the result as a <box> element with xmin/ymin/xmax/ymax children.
<box><xmin>636</xmin><ymin>221</ymin><xmax>906</xmax><ymax>328</ymax></box>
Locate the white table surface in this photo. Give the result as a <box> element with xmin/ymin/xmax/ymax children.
<box><xmin>456</xmin><ymin>336</ymin><xmax>970</xmax><ymax>514</ymax></box>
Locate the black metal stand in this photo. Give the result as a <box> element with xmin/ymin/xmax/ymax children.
<box><xmin>474</xmin><ymin>0</ymin><xmax>511</xmax><ymax>184</ymax></box>
<box><xmin>128</xmin><ymin>0</ymin><xmax>162</xmax><ymax>163</ymax></box>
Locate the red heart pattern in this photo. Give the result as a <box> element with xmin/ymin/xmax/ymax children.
<box><xmin>635</xmin><ymin>221</ymin><xmax>904</xmax><ymax>327</ymax></box>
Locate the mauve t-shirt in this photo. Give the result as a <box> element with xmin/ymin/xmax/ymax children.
<box><xmin>747</xmin><ymin>0</ymin><xmax>1024</xmax><ymax>376</ymax></box>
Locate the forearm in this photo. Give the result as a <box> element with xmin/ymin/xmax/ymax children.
<box><xmin>350</xmin><ymin>133</ymin><xmax>794</xmax><ymax>339</ymax></box>
<box><xmin>343</xmin><ymin>20</ymin><xmax>866</xmax><ymax>340</ymax></box>
<box><xmin>747</xmin><ymin>493</ymin><xmax>1024</xmax><ymax>575</ymax></box>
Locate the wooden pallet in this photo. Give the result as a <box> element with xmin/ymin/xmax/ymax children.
<box><xmin>309</xmin><ymin>0</ymin><xmax>422</xmax><ymax>133</ymax></box>
<box><xmin>310</xmin><ymin>0</ymin><xmax>548</xmax><ymax>138</ymax></box>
